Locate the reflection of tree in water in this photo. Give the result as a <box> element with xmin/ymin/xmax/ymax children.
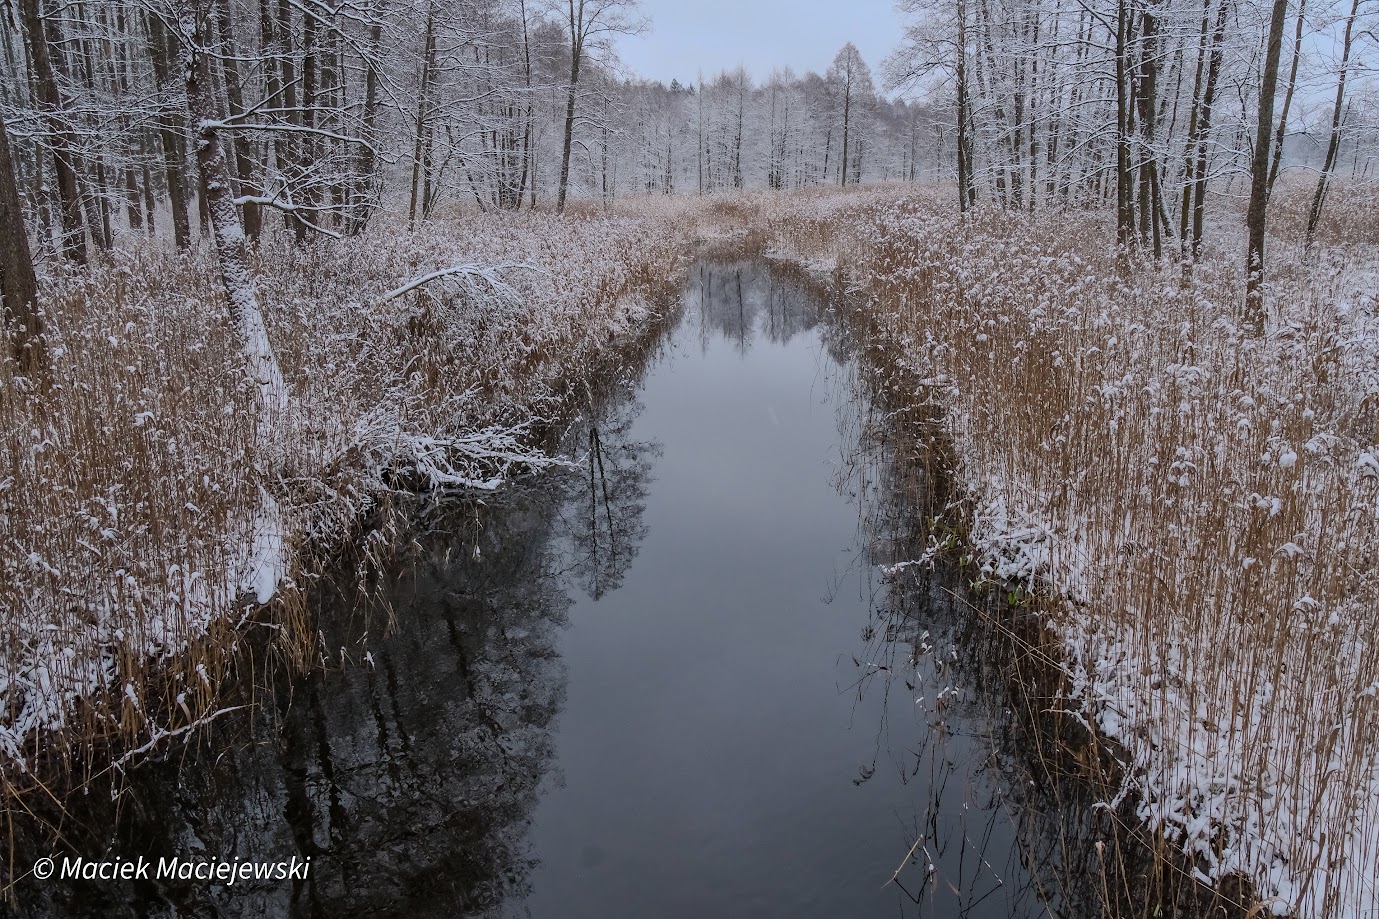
<box><xmin>556</xmin><ymin>254</ymin><xmax>832</xmax><ymax>602</ymax></box>
<box><xmin>687</xmin><ymin>259</ymin><xmax>826</xmax><ymax>351</ymax></box>
<box><xmin>561</xmin><ymin>404</ymin><xmax>659</xmax><ymax>601</ymax></box>
<box><xmin>831</xmin><ymin>358</ymin><xmax>1245</xmax><ymax>919</ymax></box>
<box><xmin>273</xmin><ymin>492</ymin><xmax>570</xmax><ymax>918</ymax></box>
<box><xmin>11</xmin><ymin>284</ymin><xmax>678</xmax><ymax>919</ymax></box>
<box><xmin>10</xmin><ymin>486</ymin><xmax>576</xmax><ymax>919</ymax></box>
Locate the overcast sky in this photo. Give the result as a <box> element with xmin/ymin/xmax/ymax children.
<box><xmin>612</xmin><ymin>0</ymin><xmax>902</xmax><ymax>90</ymax></box>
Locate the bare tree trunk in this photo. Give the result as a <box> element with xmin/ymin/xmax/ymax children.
<box><xmin>19</xmin><ymin>0</ymin><xmax>86</xmax><ymax>263</ymax></box>
<box><xmin>822</xmin><ymin>125</ymin><xmax>831</xmax><ymax>184</ymax></box>
<box><xmin>1180</xmin><ymin>0</ymin><xmax>1227</xmax><ymax>261</ymax></box>
<box><xmin>557</xmin><ymin>6</ymin><xmax>582</xmax><ymax>215</ymax></box>
<box><xmin>408</xmin><ymin>3</ymin><xmax>437</xmax><ymax>227</ymax></box>
<box><xmin>147</xmin><ymin>10</ymin><xmax>193</xmax><ymax>248</ymax></box>
<box><xmin>32</xmin><ymin>139</ymin><xmax>52</xmax><ymax>242</ymax></box>
<box><xmin>909</xmin><ymin>111</ymin><xmax>918</xmax><ymax>182</ymax></box>
<box><xmin>601</xmin><ymin>94</ymin><xmax>611</xmax><ymax>202</ymax></box>
<box><xmin>184</xmin><ymin>0</ymin><xmax>286</xmax><ymax>432</ymax></box>
<box><xmin>140</xmin><ymin>145</ymin><xmax>157</xmax><ymax>234</ymax></box>
<box><xmin>1178</xmin><ymin>0</ymin><xmax>1210</xmax><ymax>246</ymax></box>
<box><xmin>1244</xmin><ymin>0</ymin><xmax>1290</xmax><ymax>330</ymax></box>
<box><xmin>351</xmin><ymin>8</ymin><xmax>384</xmax><ymax>232</ymax></box>
<box><xmin>0</xmin><ymin>112</ymin><xmax>45</xmax><ymax>378</ymax></box>
<box><xmin>696</xmin><ymin>69</ymin><xmax>704</xmax><ymax>195</ymax></box>
<box><xmin>75</xmin><ymin>0</ymin><xmax>113</xmax><ymax>252</ymax></box>
<box><xmin>768</xmin><ymin>85</ymin><xmax>780</xmax><ymax>189</ymax></box>
<box><xmin>1303</xmin><ymin>0</ymin><xmax>1359</xmax><ymax>257</ymax></box>
<box><xmin>732</xmin><ymin>82</ymin><xmax>744</xmax><ymax>188</ymax></box>
<box><xmin>840</xmin><ymin>60</ymin><xmax>852</xmax><ymax>187</ymax></box>
<box><xmin>124</xmin><ymin>163</ymin><xmax>143</xmax><ymax>231</ymax></box>
<box><xmin>272</xmin><ymin>0</ymin><xmax>307</xmax><ymax>239</ymax></box>
<box><xmin>1010</xmin><ymin>9</ymin><xmax>1027</xmax><ymax>208</ymax></box>
<box><xmin>517</xmin><ymin>0</ymin><xmax>534</xmax><ymax>209</ymax></box>
<box><xmin>114</xmin><ymin>4</ymin><xmax>144</xmax><ymax>232</ymax></box>
<box><xmin>1027</xmin><ymin>9</ymin><xmax>1045</xmax><ymax>208</ymax></box>
<box><xmin>1114</xmin><ymin>0</ymin><xmax>1135</xmax><ymax>246</ymax></box>
<box><xmin>325</xmin><ymin>28</ymin><xmax>345</xmax><ymax>226</ymax></box>
<box><xmin>1136</xmin><ymin>0</ymin><xmax>1164</xmax><ymax>257</ymax></box>
<box><xmin>298</xmin><ymin>1</ymin><xmax>319</xmax><ymax>235</ymax></box>
<box><xmin>957</xmin><ymin>0</ymin><xmax>976</xmax><ymax>211</ymax></box>
<box><xmin>1266</xmin><ymin>0</ymin><xmax>1307</xmax><ymax>198</ymax></box>
<box><xmin>215</xmin><ymin>0</ymin><xmax>261</xmax><ymax>240</ymax></box>
<box><xmin>664</xmin><ymin>122</ymin><xmax>673</xmax><ymax>193</ymax></box>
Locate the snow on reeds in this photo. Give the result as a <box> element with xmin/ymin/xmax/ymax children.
<box><xmin>761</xmin><ymin>187</ymin><xmax>1379</xmax><ymax>919</ymax></box>
<box><xmin>0</xmin><ymin>206</ymin><xmax>695</xmax><ymax>783</ymax></box>
<box><xmin>7</xmin><ymin>181</ymin><xmax>1375</xmax><ymax>915</ymax></box>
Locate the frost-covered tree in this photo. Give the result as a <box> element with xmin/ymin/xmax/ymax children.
<box><xmin>827</xmin><ymin>43</ymin><xmax>877</xmax><ymax>186</ymax></box>
<box><xmin>0</xmin><ymin>0</ymin><xmax>932</xmax><ymax>243</ymax></box>
<box><xmin>547</xmin><ymin>0</ymin><xmax>646</xmax><ymax>213</ymax></box>
<box><xmin>175</xmin><ymin>0</ymin><xmax>286</xmax><ymax>430</ymax></box>
<box><xmin>886</xmin><ymin>0</ymin><xmax>1379</xmax><ymax>314</ymax></box>
<box><xmin>0</xmin><ymin>112</ymin><xmax>43</xmax><ymax>376</ymax></box>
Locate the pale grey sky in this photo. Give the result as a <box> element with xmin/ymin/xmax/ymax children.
<box><xmin>613</xmin><ymin>0</ymin><xmax>902</xmax><ymax>89</ymax></box>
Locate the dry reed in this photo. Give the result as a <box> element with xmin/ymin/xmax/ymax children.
<box><xmin>758</xmin><ymin>185</ymin><xmax>1379</xmax><ymax>919</ymax></box>
<box><xmin>0</xmin><ymin>204</ymin><xmax>702</xmax><ymax>797</ymax></box>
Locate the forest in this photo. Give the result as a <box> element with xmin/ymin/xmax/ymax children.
<box><xmin>1</xmin><ymin>0</ymin><xmax>1377</xmax><ymax>916</ymax></box>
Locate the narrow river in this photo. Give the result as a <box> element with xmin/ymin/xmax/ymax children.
<box><xmin>517</xmin><ymin>259</ymin><xmax>1033</xmax><ymax>918</ymax></box>
<box><xmin>13</xmin><ymin>258</ymin><xmax>1101</xmax><ymax>919</ymax></box>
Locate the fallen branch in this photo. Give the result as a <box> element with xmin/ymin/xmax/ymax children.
<box><xmin>111</xmin><ymin>705</ymin><xmax>248</xmax><ymax>773</ymax></box>
<box><xmin>378</xmin><ymin>263</ymin><xmax>539</xmax><ymax>305</ymax></box>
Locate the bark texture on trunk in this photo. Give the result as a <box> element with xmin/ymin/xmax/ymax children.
<box><xmin>19</xmin><ymin>0</ymin><xmax>87</xmax><ymax>263</ymax></box>
<box><xmin>184</xmin><ymin>0</ymin><xmax>286</xmax><ymax>435</ymax></box>
<box><xmin>0</xmin><ymin>112</ymin><xmax>45</xmax><ymax>378</ymax></box>
<box><xmin>1244</xmin><ymin>0</ymin><xmax>1290</xmax><ymax>331</ymax></box>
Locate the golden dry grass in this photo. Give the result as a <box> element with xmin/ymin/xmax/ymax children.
<box><xmin>758</xmin><ymin>186</ymin><xmax>1379</xmax><ymax>918</ymax></box>
<box><xmin>0</xmin><ymin>206</ymin><xmax>699</xmax><ymax>795</ymax></box>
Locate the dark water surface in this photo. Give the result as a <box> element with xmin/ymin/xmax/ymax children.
<box><xmin>10</xmin><ymin>260</ymin><xmax>1093</xmax><ymax>918</ymax></box>
<box><xmin>513</xmin><ymin>262</ymin><xmax>1031</xmax><ymax>919</ymax></box>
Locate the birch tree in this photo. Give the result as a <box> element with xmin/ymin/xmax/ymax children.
<box><xmin>175</xmin><ymin>0</ymin><xmax>286</xmax><ymax>429</ymax></box>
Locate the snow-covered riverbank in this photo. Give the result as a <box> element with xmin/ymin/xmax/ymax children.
<box><xmin>759</xmin><ymin>188</ymin><xmax>1379</xmax><ymax>919</ymax></box>
<box><xmin>6</xmin><ymin>185</ymin><xmax>1377</xmax><ymax>918</ymax></box>
<box><xmin>0</xmin><ymin>203</ymin><xmax>707</xmax><ymax>782</ymax></box>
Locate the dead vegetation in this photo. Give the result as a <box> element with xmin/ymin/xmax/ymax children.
<box><xmin>0</xmin><ymin>205</ymin><xmax>697</xmax><ymax>804</ymax></box>
<box><xmin>4</xmin><ymin>182</ymin><xmax>1377</xmax><ymax>916</ymax></box>
<box><xmin>759</xmin><ymin>185</ymin><xmax>1379</xmax><ymax>918</ymax></box>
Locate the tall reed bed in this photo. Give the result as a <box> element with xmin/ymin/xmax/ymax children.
<box><xmin>761</xmin><ymin>188</ymin><xmax>1379</xmax><ymax>918</ymax></box>
<box><xmin>0</xmin><ymin>206</ymin><xmax>695</xmax><ymax>793</ymax></box>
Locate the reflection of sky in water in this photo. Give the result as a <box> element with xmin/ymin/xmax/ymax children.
<box><xmin>13</xmin><ymin>259</ymin><xmax>1121</xmax><ymax>919</ymax></box>
<box><xmin>518</xmin><ymin>260</ymin><xmax>1045</xmax><ymax>919</ymax></box>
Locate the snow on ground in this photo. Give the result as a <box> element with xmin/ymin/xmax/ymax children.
<box><xmin>0</xmin><ymin>201</ymin><xmax>715</xmax><ymax>774</ymax></box>
<box><xmin>5</xmin><ymin>186</ymin><xmax>1376</xmax><ymax>918</ymax></box>
<box><xmin>760</xmin><ymin>187</ymin><xmax>1379</xmax><ymax>919</ymax></box>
